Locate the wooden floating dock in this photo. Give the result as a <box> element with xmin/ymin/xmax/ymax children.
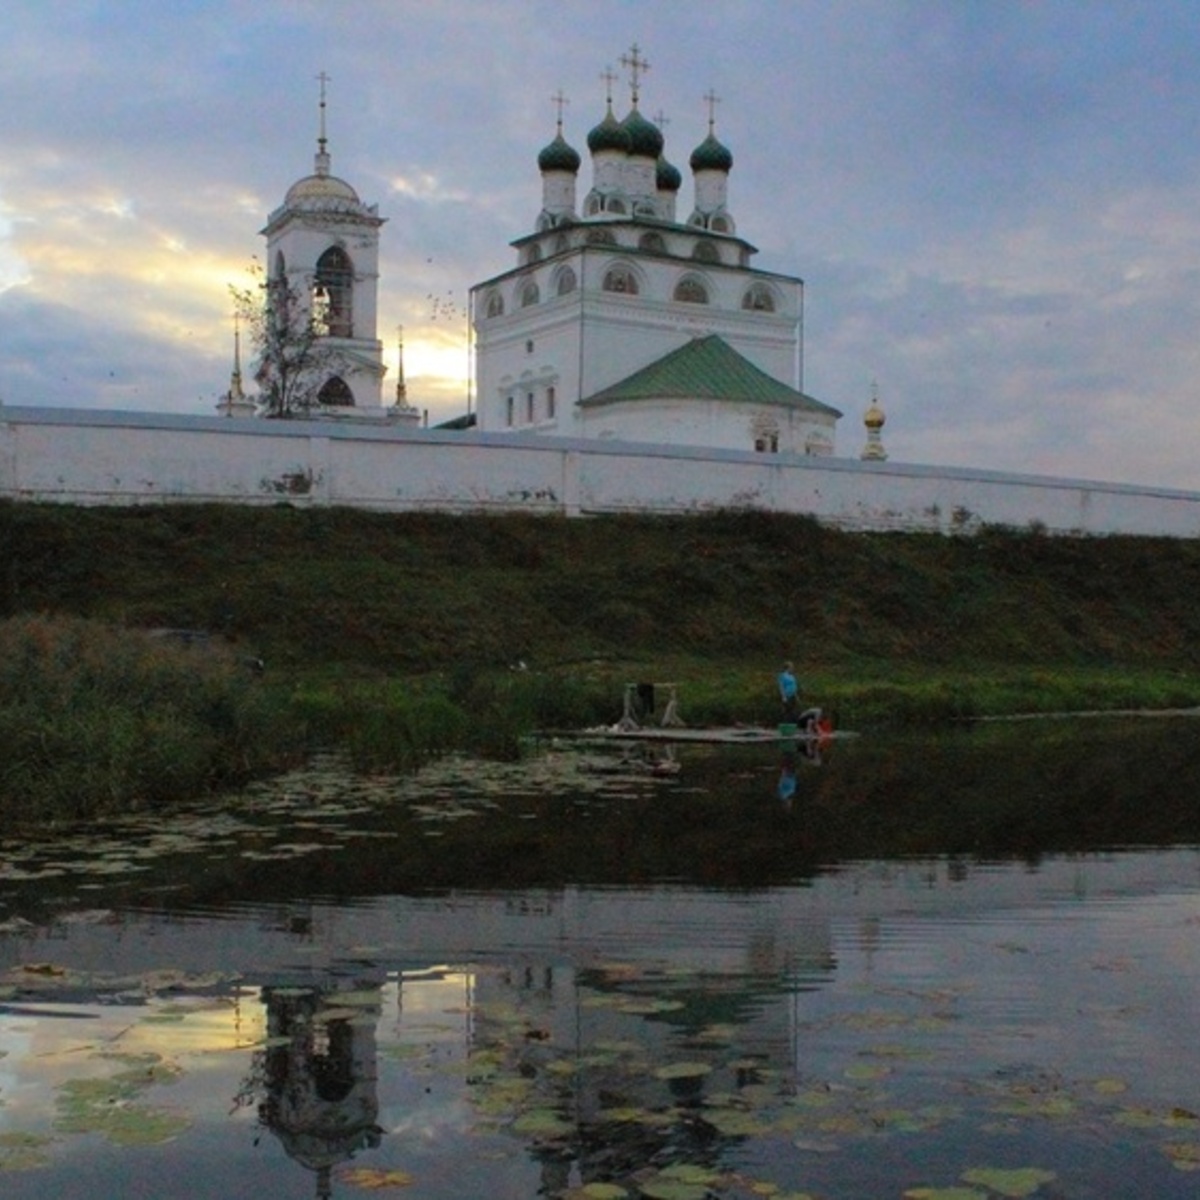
<box><xmin>576</xmin><ymin>726</ymin><xmax>856</xmax><ymax>745</ymax></box>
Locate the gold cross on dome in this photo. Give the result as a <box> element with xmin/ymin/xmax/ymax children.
<box><xmin>316</xmin><ymin>70</ymin><xmax>331</xmax><ymax>153</ymax></box>
<box><xmin>600</xmin><ymin>66</ymin><xmax>618</xmax><ymax>107</ymax></box>
<box><xmin>551</xmin><ymin>89</ymin><xmax>569</xmax><ymax>131</ymax></box>
<box><xmin>703</xmin><ymin>88</ymin><xmax>721</xmax><ymax>131</ymax></box>
<box><xmin>620</xmin><ymin>43</ymin><xmax>650</xmax><ymax>104</ymax></box>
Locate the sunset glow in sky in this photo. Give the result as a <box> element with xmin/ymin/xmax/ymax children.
<box><xmin>4</xmin><ymin>1</ymin><xmax>1200</xmax><ymax>488</ymax></box>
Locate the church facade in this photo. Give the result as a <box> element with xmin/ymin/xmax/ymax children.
<box><xmin>469</xmin><ymin>50</ymin><xmax>842</xmax><ymax>455</ymax></box>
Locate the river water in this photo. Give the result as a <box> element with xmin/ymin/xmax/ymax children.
<box><xmin>1</xmin><ymin>720</ymin><xmax>1198</xmax><ymax>1198</ymax></box>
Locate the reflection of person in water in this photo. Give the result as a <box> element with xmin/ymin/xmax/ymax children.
<box><xmin>778</xmin><ymin>750</ymin><xmax>798</xmax><ymax>806</ymax></box>
<box><xmin>800</xmin><ymin>736</ymin><xmax>824</xmax><ymax>766</ymax></box>
<box><xmin>780</xmin><ymin>730</ymin><xmax>831</xmax><ymax>803</ymax></box>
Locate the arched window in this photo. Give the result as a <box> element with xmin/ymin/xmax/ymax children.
<box><xmin>602</xmin><ymin>266</ymin><xmax>639</xmax><ymax>295</ymax></box>
<box><xmin>742</xmin><ymin>283</ymin><xmax>777</xmax><ymax>312</ymax></box>
<box><xmin>586</xmin><ymin>228</ymin><xmax>616</xmax><ymax>246</ymax></box>
<box><xmin>526</xmin><ymin>244</ymin><xmax>543</xmax><ymax>264</ymax></box>
<box><xmin>318</xmin><ymin>377</ymin><xmax>354</xmax><ymax>407</ymax></box>
<box><xmin>606</xmin><ymin>197</ymin><xmax>627</xmax><ymax>214</ymax></box>
<box><xmin>314</xmin><ymin>246</ymin><xmax>353</xmax><ymax>337</ymax></box>
<box><xmin>673</xmin><ymin>277</ymin><xmax>709</xmax><ymax>304</ymax></box>
<box><xmin>486</xmin><ymin>291</ymin><xmax>505</xmax><ymax>318</ymax></box>
<box><xmin>639</xmin><ymin>232</ymin><xmax>667</xmax><ymax>254</ymax></box>
<box><xmin>710</xmin><ymin>216</ymin><xmax>731</xmax><ymax>233</ymax></box>
<box><xmin>691</xmin><ymin>240</ymin><xmax>719</xmax><ymax>264</ymax></box>
<box><xmin>520</xmin><ymin>280</ymin><xmax>540</xmax><ymax>308</ymax></box>
<box><xmin>554</xmin><ymin>233</ymin><xmax>570</xmax><ymax>254</ymax></box>
<box><xmin>546</xmin><ymin>385</ymin><xmax>556</xmax><ymax>419</ymax></box>
<box><xmin>556</xmin><ymin>266</ymin><xmax>577</xmax><ymax>296</ymax></box>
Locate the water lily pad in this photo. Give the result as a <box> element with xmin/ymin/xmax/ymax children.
<box><xmin>703</xmin><ymin>1107</ymin><xmax>772</xmax><ymax>1137</ymax></box>
<box><xmin>1162</xmin><ymin>1141</ymin><xmax>1200</xmax><ymax>1171</ymax></box>
<box><xmin>0</xmin><ymin>1132</ymin><xmax>55</xmax><ymax>1172</ymax></box>
<box><xmin>960</xmin><ymin>1167</ymin><xmax>1057</xmax><ymax>1196</ymax></box>
<box><xmin>638</xmin><ymin>1178</ymin><xmax>709</xmax><ymax>1200</ymax></box>
<box><xmin>512</xmin><ymin>1109</ymin><xmax>573</xmax><ymax>1137</ymax></box>
<box><xmin>659</xmin><ymin>1164</ymin><xmax>721</xmax><ymax>1185</ymax></box>
<box><xmin>617</xmin><ymin>998</ymin><xmax>685</xmax><ymax>1015</ymax></box>
<box><xmin>338</xmin><ymin>1166</ymin><xmax>416</xmax><ymax>1189</ymax></box>
<box><xmin>653</xmin><ymin>1062</ymin><xmax>712</xmax><ymax>1081</ymax></box>
<box><xmin>903</xmin><ymin>1190</ymin><xmax>986</xmax><ymax>1200</ymax></box>
<box><xmin>844</xmin><ymin>1063</ymin><xmax>891</xmax><ymax>1081</ymax></box>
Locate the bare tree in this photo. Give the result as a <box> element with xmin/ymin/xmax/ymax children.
<box><xmin>230</xmin><ymin>261</ymin><xmax>350</xmax><ymax>417</ymax></box>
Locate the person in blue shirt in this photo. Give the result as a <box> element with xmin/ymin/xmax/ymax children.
<box><xmin>778</xmin><ymin>661</ymin><xmax>799</xmax><ymax>723</ymax></box>
<box><xmin>779</xmin><ymin>660</ymin><xmax>824</xmax><ymax>733</ymax></box>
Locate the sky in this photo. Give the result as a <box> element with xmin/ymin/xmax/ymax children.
<box><xmin>3</xmin><ymin>0</ymin><xmax>1200</xmax><ymax>489</ymax></box>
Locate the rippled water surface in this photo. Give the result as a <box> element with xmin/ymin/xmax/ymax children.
<box><xmin>1</xmin><ymin>721</ymin><xmax>1199</xmax><ymax>1198</ymax></box>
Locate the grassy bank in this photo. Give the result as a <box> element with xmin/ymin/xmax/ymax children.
<box><xmin>0</xmin><ymin>615</ymin><xmax>297</xmax><ymax>823</ymax></box>
<box><xmin>4</xmin><ymin>500</ymin><xmax>1200</xmax><ymax>818</ymax></box>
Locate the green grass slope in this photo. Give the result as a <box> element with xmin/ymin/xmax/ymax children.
<box><xmin>5</xmin><ymin>501</ymin><xmax>1200</xmax><ymax>676</ymax></box>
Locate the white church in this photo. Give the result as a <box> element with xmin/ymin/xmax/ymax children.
<box><xmin>12</xmin><ymin>53</ymin><xmax>1195</xmax><ymax>536</ymax></box>
<box><xmin>224</xmin><ymin>51</ymin><xmax>867</xmax><ymax>460</ymax></box>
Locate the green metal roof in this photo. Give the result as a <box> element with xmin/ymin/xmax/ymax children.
<box><xmin>579</xmin><ymin>335</ymin><xmax>842</xmax><ymax>417</ymax></box>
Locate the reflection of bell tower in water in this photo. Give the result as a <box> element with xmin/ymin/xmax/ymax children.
<box><xmin>258</xmin><ymin>982</ymin><xmax>383</xmax><ymax>1200</ymax></box>
<box><xmin>261</xmin><ymin>73</ymin><xmax>388</xmax><ymax>411</ymax></box>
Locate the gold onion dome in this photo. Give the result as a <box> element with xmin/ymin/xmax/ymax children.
<box><xmin>285</xmin><ymin>172</ymin><xmax>361</xmax><ymax>206</ymax></box>
<box><xmin>864</xmin><ymin>398</ymin><xmax>886</xmax><ymax>429</ymax></box>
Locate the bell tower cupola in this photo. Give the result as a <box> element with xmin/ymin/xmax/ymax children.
<box><xmin>260</xmin><ymin>73</ymin><xmax>387</xmax><ymax>413</ymax></box>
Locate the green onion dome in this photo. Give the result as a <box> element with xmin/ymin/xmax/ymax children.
<box><xmin>689</xmin><ymin>132</ymin><xmax>733</xmax><ymax>173</ymax></box>
<box><xmin>537</xmin><ymin>132</ymin><xmax>582</xmax><ymax>174</ymax></box>
<box><xmin>587</xmin><ymin>107</ymin><xmax>632</xmax><ymax>154</ymax></box>
<box><xmin>621</xmin><ymin>107</ymin><xmax>664</xmax><ymax>159</ymax></box>
<box><xmin>656</xmin><ymin>155</ymin><xmax>682</xmax><ymax>192</ymax></box>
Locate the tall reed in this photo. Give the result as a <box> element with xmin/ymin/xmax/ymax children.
<box><xmin>0</xmin><ymin>616</ymin><xmax>298</xmax><ymax>822</ymax></box>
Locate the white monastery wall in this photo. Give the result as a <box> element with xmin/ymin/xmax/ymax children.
<box><xmin>3</xmin><ymin>406</ymin><xmax>1200</xmax><ymax>537</ymax></box>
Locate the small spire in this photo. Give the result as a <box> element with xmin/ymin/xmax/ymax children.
<box><xmin>620</xmin><ymin>43</ymin><xmax>650</xmax><ymax>107</ymax></box>
<box><xmin>217</xmin><ymin>311</ymin><xmax>254</xmax><ymax>417</ymax></box>
<box><xmin>229</xmin><ymin>314</ymin><xmax>245</xmax><ymax>400</ymax></box>
<box><xmin>394</xmin><ymin>325</ymin><xmax>408</xmax><ymax>406</ymax></box>
<box><xmin>314</xmin><ymin>70</ymin><xmax>332</xmax><ymax>176</ymax></box>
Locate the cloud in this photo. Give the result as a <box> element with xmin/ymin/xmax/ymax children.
<box><xmin>2</xmin><ymin>1</ymin><xmax>1200</xmax><ymax>486</ymax></box>
<box><xmin>0</xmin><ymin>290</ymin><xmax>225</xmax><ymax>412</ymax></box>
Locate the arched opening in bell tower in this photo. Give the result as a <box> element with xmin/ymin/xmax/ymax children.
<box><xmin>318</xmin><ymin>376</ymin><xmax>355</xmax><ymax>407</ymax></box>
<box><xmin>314</xmin><ymin>246</ymin><xmax>354</xmax><ymax>337</ymax></box>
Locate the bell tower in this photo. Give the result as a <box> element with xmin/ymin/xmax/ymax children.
<box><xmin>260</xmin><ymin>74</ymin><xmax>386</xmax><ymax>412</ymax></box>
